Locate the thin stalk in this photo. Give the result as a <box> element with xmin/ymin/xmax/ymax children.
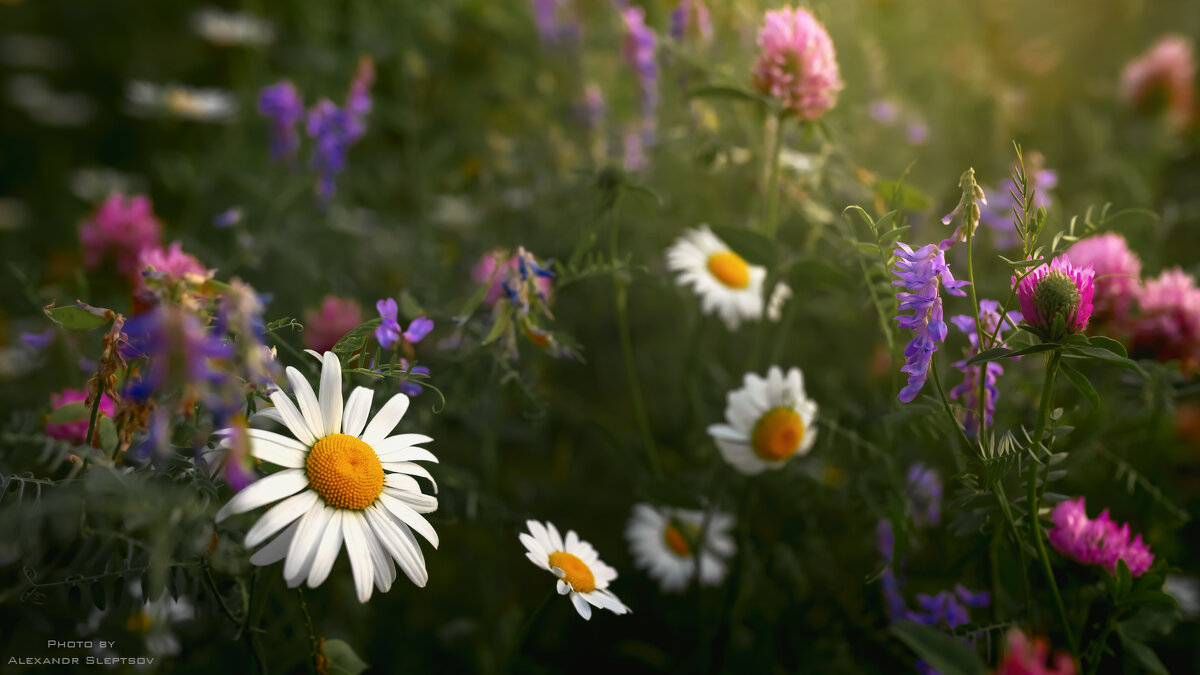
<box><xmin>710</xmin><ymin>481</ymin><xmax>753</xmax><ymax>675</ymax></box>
<box><xmin>297</xmin><ymin>587</ymin><xmax>321</xmax><ymax>674</ymax></box>
<box><xmin>762</xmin><ymin>112</ymin><xmax>786</xmax><ymax>239</ymax></box>
<box><xmin>1084</xmin><ymin>616</ymin><xmax>1117</xmax><ymax>675</ymax></box>
<box><xmin>993</xmin><ymin>482</ymin><xmax>1033</xmax><ymax>619</ymax></box>
<box><xmin>609</xmin><ymin>193</ymin><xmax>662</xmax><ymax>479</ymax></box>
<box><xmin>963</xmin><ymin>214</ymin><xmax>987</xmax><ymax>443</ymax></box>
<box><xmin>1026</xmin><ymin>349</ymin><xmax>1078</xmax><ymax>657</ymax></box>
<box><xmin>84</xmin><ymin>360</ymin><xmax>107</xmax><ymax>453</ymax></box>
<box><xmin>928</xmin><ymin>359</ymin><xmax>968</xmax><ymax>472</ymax></box>
<box><xmin>506</xmin><ymin>588</ymin><xmax>555</xmax><ymax>675</ymax></box>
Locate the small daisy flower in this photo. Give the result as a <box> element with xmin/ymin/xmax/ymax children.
<box><xmin>666</xmin><ymin>225</ymin><xmax>766</xmax><ymax>330</ymax></box>
<box><xmin>215</xmin><ymin>352</ymin><xmax>439</xmax><ymax>602</ymax></box>
<box><xmin>706</xmin><ymin>366</ymin><xmax>818</xmax><ymax>474</ymax></box>
<box><xmin>519</xmin><ymin>520</ymin><xmax>630</xmax><ymax>620</ymax></box>
<box><xmin>624</xmin><ymin>504</ymin><xmax>735</xmax><ymax>593</ymax></box>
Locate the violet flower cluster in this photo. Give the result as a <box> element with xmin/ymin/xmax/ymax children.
<box><xmin>619</xmin><ymin>5</ymin><xmax>658</xmax><ymax>169</ymax></box>
<box><xmin>257</xmin><ymin>81</ymin><xmax>304</xmax><ymax>162</ymax></box>
<box><xmin>530</xmin><ymin>0</ymin><xmax>578</xmax><ymax>46</ymax></box>
<box><xmin>949</xmin><ymin>299</ymin><xmax>1021</xmax><ymax>434</ymax></box>
<box><xmin>374</xmin><ymin>298</ymin><xmax>435</xmax><ymax>351</ymax></box>
<box><xmin>670</xmin><ymin>0</ymin><xmax>712</xmax><ymax>42</ymax></box>
<box><xmin>1047</xmin><ymin>497</ymin><xmax>1155</xmax><ymax>577</ymax></box>
<box><xmin>892</xmin><ymin>242</ymin><xmax>969</xmax><ymax>402</ymax></box>
<box><xmin>906</xmin><ymin>464</ymin><xmax>942</xmax><ymax>529</ymax></box>
<box><xmin>979</xmin><ymin>160</ymin><xmax>1058</xmax><ymax>249</ymax></box>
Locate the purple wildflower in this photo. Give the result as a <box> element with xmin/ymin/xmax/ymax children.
<box><xmin>121</xmin><ymin>305</ymin><xmax>233</xmax><ymax>403</ymax></box>
<box><xmin>375</xmin><ymin>298</ymin><xmax>402</xmax><ymax>349</ymax></box>
<box><xmin>949</xmin><ymin>299</ymin><xmax>1021</xmax><ymax>434</ymax></box>
<box><xmin>400</xmin><ymin>362</ymin><xmax>431</xmax><ymax>397</ymax></box>
<box><xmin>906</xmin><ymin>464</ymin><xmax>942</xmax><ymax>528</ymax></box>
<box><xmin>980</xmin><ymin>161</ymin><xmax>1057</xmax><ymax>248</ymax></box>
<box><xmin>344</xmin><ymin>57</ymin><xmax>374</xmax><ymax>142</ymax></box>
<box><xmin>869</xmin><ymin>100</ymin><xmax>898</xmax><ymax>124</ymax></box>
<box><xmin>670</xmin><ymin>0</ymin><xmax>712</xmax><ymax>42</ymax></box>
<box><xmin>530</xmin><ymin>0</ymin><xmax>577</xmax><ymax>45</ymax></box>
<box><xmin>402</xmin><ymin>317</ymin><xmax>434</xmax><ymax>344</ymax></box>
<box><xmin>907</xmin><ymin>122</ymin><xmax>929</xmax><ymax>146</ymax></box>
<box><xmin>20</xmin><ymin>329</ymin><xmax>55</xmax><ymax>350</ymax></box>
<box><xmin>305</xmin><ymin>59</ymin><xmax>374</xmax><ymax>199</ymax></box>
<box><xmin>257</xmin><ymin>81</ymin><xmax>304</xmax><ymax>162</ymax></box>
<box><xmin>213</xmin><ymin>207</ymin><xmax>242</xmax><ymax>228</ymax></box>
<box><xmin>892</xmin><ymin>242</ymin><xmax>969</xmax><ymax>402</ymax></box>
<box><xmin>620</xmin><ymin>6</ymin><xmax>658</xmax><ymax>148</ymax></box>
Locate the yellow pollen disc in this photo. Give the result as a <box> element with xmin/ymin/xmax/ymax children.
<box><xmin>305</xmin><ymin>433</ymin><xmax>384</xmax><ymax>510</ymax></box>
<box><xmin>706</xmin><ymin>251</ymin><xmax>751</xmax><ymax>289</ymax></box>
<box><xmin>751</xmin><ymin>407</ymin><xmax>805</xmax><ymax>461</ymax></box>
<box><xmin>663</xmin><ymin>523</ymin><xmax>698</xmax><ymax>557</ymax></box>
<box><xmin>548</xmin><ymin>551</ymin><xmax>596</xmax><ymax>593</ymax></box>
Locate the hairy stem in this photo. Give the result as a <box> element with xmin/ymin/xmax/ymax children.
<box><xmin>762</xmin><ymin>113</ymin><xmax>786</xmax><ymax>239</ymax></box>
<box><xmin>929</xmin><ymin>358</ymin><xmax>968</xmax><ymax>472</ymax></box>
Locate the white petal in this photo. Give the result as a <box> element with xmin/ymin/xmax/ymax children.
<box><xmin>527</xmin><ymin>520</ymin><xmax>553</xmax><ymax>552</ymax></box>
<box><xmin>374</xmin><ymin>437</ymin><xmax>437</xmax><ymax>462</ymax></box>
<box><xmin>391</xmin><ymin>490</ymin><xmax>437</xmax><ymax>513</ymax></box>
<box><xmin>286</xmin><ymin>366</ymin><xmax>325</xmax><ymax>441</ymax></box>
<box><xmin>383</xmin><ymin>474</ymin><xmax>421</xmax><ymax>493</ymax></box>
<box><xmin>519</xmin><ymin>533</ymin><xmax>547</xmax><ymax>560</ymax></box>
<box><xmin>341</xmin><ymin>513</ymin><xmax>375</xmax><ymax>603</ymax></box>
<box><xmin>381</xmin><ymin>462</ymin><xmax>437</xmax><ymax>492</ymax></box>
<box><xmin>364</xmin><ymin>506</ymin><xmax>428</xmax><ymax>587</ymax></box>
<box><xmin>284</xmin><ymin>504</ymin><xmax>334</xmax><ymax>581</ymax></box>
<box><xmin>342</xmin><ymin>387</ymin><xmax>374</xmax><ymax>439</ymax></box>
<box><xmin>362</xmin><ymin>522</ymin><xmax>394</xmax><ymax>593</ymax></box>
<box><xmin>306</xmin><ymin>510</ymin><xmax>344</xmax><ymax>588</ymax></box>
<box><xmin>269</xmin><ymin>390</ymin><xmax>316</xmax><ymax>446</ymax></box>
<box><xmin>215</xmin><ymin>470</ymin><xmax>308</xmax><ymax>521</ymax></box>
<box><xmin>247</xmin><ymin>434</ymin><xmax>307</xmax><ymax>469</ymax></box>
<box><xmin>249</xmin><ymin>406</ymin><xmax>284</xmax><ymax>426</ymax></box>
<box><xmin>249</xmin><ymin>520</ymin><xmax>299</xmax><ymax>566</ymax></box>
<box><xmin>546</xmin><ymin>522</ymin><xmax>564</xmax><ymax>552</ymax></box>
<box><xmin>318</xmin><ymin>352</ymin><xmax>343</xmax><ymax>437</ymax></box>
<box><xmin>378</xmin><ymin>493</ymin><xmax>439</xmax><ymax>548</ymax></box>
<box><xmin>557</xmin><ymin>579</ymin><xmax>571</xmax><ymax>595</ymax></box>
<box><xmin>244</xmin><ymin>489</ymin><xmax>319</xmax><ymax>548</ymax></box>
<box><xmin>360</xmin><ymin>393</ymin><xmax>411</xmax><ymax>447</ymax></box>
<box><xmin>570</xmin><ymin>592</ymin><xmax>592</xmax><ymax>620</ymax></box>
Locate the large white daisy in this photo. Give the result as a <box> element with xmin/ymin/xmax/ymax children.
<box><xmin>624</xmin><ymin>503</ymin><xmax>736</xmax><ymax>593</ymax></box>
<box><xmin>706</xmin><ymin>366</ymin><xmax>818</xmax><ymax>475</ymax></box>
<box><xmin>519</xmin><ymin>520</ymin><xmax>630</xmax><ymax>620</ymax></box>
<box><xmin>215</xmin><ymin>351</ymin><xmax>439</xmax><ymax>603</ymax></box>
<box><xmin>666</xmin><ymin>225</ymin><xmax>767</xmax><ymax>330</ymax></box>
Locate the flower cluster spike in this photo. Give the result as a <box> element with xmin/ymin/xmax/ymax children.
<box><xmin>892</xmin><ymin>242</ymin><xmax>970</xmax><ymax>402</ymax></box>
<box><xmin>939</xmin><ymin>167</ymin><xmax>987</xmax><ymax>250</ymax></box>
<box><xmin>949</xmin><ymin>299</ymin><xmax>1021</xmax><ymax>434</ymax></box>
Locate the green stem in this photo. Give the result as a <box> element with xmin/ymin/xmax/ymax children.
<box><xmin>1084</xmin><ymin>616</ymin><xmax>1117</xmax><ymax>675</ymax></box>
<box><xmin>993</xmin><ymin>482</ymin><xmax>1033</xmax><ymax>619</ymax></box>
<box><xmin>609</xmin><ymin>193</ymin><xmax>662</xmax><ymax>479</ymax></box>
<box><xmin>762</xmin><ymin>113</ymin><xmax>786</xmax><ymax>239</ymax></box>
<box><xmin>83</xmin><ymin>359</ymin><xmax>107</xmax><ymax>452</ymax></box>
<box><xmin>710</xmin><ymin>481</ymin><xmax>753</xmax><ymax>675</ymax></box>
<box><xmin>963</xmin><ymin>213</ymin><xmax>987</xmax><ymax>444</ymax></box>
<box><xmin>1026</xmin><ymin>349</ymin><xmax>1078</xmax><ymax>657</ymax></box>
<box><xmin>507</xmin><ymin>587</ymin><xmax>555</xmax><ymax>675</ymax></box>
<box><xmin>297</xmin><ymin>587</ymin><xmax>321</xmax><ymax>674</ymax></box>
<box><xmin>928</xmin><ymin>359</ymin><xmax>968</xmax><ymax>472</ymax></box>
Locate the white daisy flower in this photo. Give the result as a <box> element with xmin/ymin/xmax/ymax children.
<box><xmin>215</xmin><ymin>351</ymin><xmax>439</xmax><ymax>603</ymax></box>
<box><xmin>519</xmin><ymin>520</ymin><xmax>630</xmax><ymax>620</ymax></box>
<box><xmin>127</xmin><ymin>81</ymin><xmax>236</xmax><ymax>122</ymax></box>
<box><xmin>666</xmin><ymin>225</ymin><xmax>767</xmax><ymax>330</ymax></box>
<box><xmin>766</xmin><ymin>281</ymin><xmax>793</xmax><ymax>322</ymax></box>
<box><xmin>191</xmin><ymin>8</ymin><xmax>275</xmax><ymax>47</ymax></box>
<box><xmin>706</xmin><ymin>366</ymin><xmax>818</xmax><ymax>475</ymax></box>
<box><xmin>624</xmin><ymin>504</ymin><xmax>735</xmax><ymax>593</ymax></box>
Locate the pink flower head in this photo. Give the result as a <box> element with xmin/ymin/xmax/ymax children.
<box><xmin>138</xmin><ymin>242</ymin><xmax>213</xmax><ymax>288</ymax></box>
<box><xmin>79</xmin><ymin>193</ymin><xmax>163</xmax><ymax>280</ymax></box>
<box><xmin>1013</xmin><ymin>255</ymin><xmax>1094</xmax><ymax>340</ymax></box>
<box><xmin>1065</xmin><ymin>233</ymin><xmax>1141</xmax><ymax>328</ymax></box>
<box><xmin>1047</xmin><ymin>497</ymin><xmax>1155</xmax><ymax>577</ymax></box>
<box><xmin>995</xmin><ymin>630</ymin><xmax>1075</xmax><ymax>675</ymax></box>
<box><xmin>1131</xmin><ymin>268</ymin><xmax>1200</xmax><ymax>372</ymax></box>
<box><xmin>752</xmin><ymin>7</ymin><xmax>843</xmax><ymax>120</ymax></box>
<box><xmin>1121</xmin><ymin>35</ymin><xmax>1196</xmax><ymax>129</ymax></box>
<box><xmin>46</xmin><ymin>388</ymin><xmax>115</xmax><ymax>446</ymax></box>
<box><xmin>303</xmin><ymin>295</ymin><xmax>364</xmax><ymax>353</ymax></box>
<box><xmin>472</xmin><ymin>250</ymin><xmax>553</xmax><ymax>306</ymax></box>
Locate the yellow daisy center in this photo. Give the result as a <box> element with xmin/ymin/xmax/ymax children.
<box><xmin>305</xmin><ymin>433</ymin><xmax>384</xmax><ymax>510</ymax></box>
<box><xmin>663</xmin><ymin>522</ymin><xmax>699</xmax><ymax>557</ymax></box>
<box><xmin>548</xmin><ymin>551</ymin><xmax>596</xmax><ymax>593</ymax></box>
<box><xmin>751</xmin><ymin>407</ymin><xmax>805</xmax><ymax>461</ymax></box>
<box><xmin>706</xmin><ymin>251</ymin><xmax>750</xmax><ymax>289</ymax></box>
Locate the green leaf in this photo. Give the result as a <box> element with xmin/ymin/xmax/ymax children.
<box><xmin>964</xmin><ymin>342</ymin><xmax>1057</xmax><ymax>367</ymax></box>
<box><xmin>98</xmin><ymin>416</ymin><xmax>118</xmax><ymax>454</ymax></box>
<box><xmin>1120</xmin><ymin>590</ymin><xmax>1177</xmax><ymax>607</ymax></box>
<box><xmin>90</xmin><ymin>582</ymin><xmax>106</xmax><ymax>611</ymax></box>
<box><xmin>44</xmin><ymin>302</ymin><xmax>109</xmax><ymax>330</ymax></box>
<box><xmin>841</xmin><ymin>205</ymin><xmax>875</xmax><ymax>232</ymax></box>
<box><xmin>874</xmin><ymin>181</ymin><xmax>931</xmax><ymax>212</ymax></box>
<box><xmin>1118</xmin><ymin>629</ymin><xmax>1168</xmax><ymax>675</ymax></box>
<box><xmin>47</xmin><ymin>401</ymin><xmax>88</xmax><ymax>424</ymax></box>
<box><xmin>323</xmin><ymin>638</ymin><xmax>369</xmax><ymax>675</ymax></box>
<box><xmin>710</xmin><ymin>226</ymin><xmax>778</xmax><ymax>268</ymax></box>
<box><xmin>856</xmin><ymin>242</ymin><xmax>880</xmax><ymax>254</ymax></box>
<box><xmin>890</xmin><ymin>621</ymin><xmax>987</xmax><ymax>675</ymax></box>
<box><xmin>1060</xmin><ymin>362</ymin><xmax>1100</xmax><ymax>410</ymax></box>
<box><xmin>1087</xmin><ymin>335</ymin><xmax>1128</xmax><ymax>358</ymax></box>
<box><xmin>331</xmin><ymin>319</ymin><xmax>382</xmax><ymax>358</ymax></box>
<box><xmin>1065</xmin><ymin>345</ymin><xmax>1146</xmax><ymax>375</ymax></box>
<box><xmin>1115</xmin><ymin>559</ymin><xmax>1133</xmax><ymax>600</ymax></box>
<box><xmin>481</xmin><ymin>305</ymin><xmax>513</xmax><ymax>346</ymax></box>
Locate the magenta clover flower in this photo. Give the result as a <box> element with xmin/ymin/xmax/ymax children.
<box><xmin>1013</xmin><ymin>255</ymin><xmax>1095</xmax><ymax>341</ymax></box>
<box><xmin>892</xmin><ymin>242</ymin><xmax>969</xmax><ymax>402</ymax></box>
<box><xmin>1047</xmin><ymin>497</ymin><xmax>1155</xmax><ymax>577</ymax></box>
<box><xmin>752</xmin><ymin>7</ymin><xmax>843</xmax><ymax>120</ymax></box>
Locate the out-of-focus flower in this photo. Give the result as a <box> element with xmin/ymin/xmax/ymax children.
<box><xmin>707</xmin><ymin>366</ymin><xmax>818</xmax><ymax>475</ymax></box>
<box><xmin>667</xmin><ymin>225</ymin><xmax>766</xmax><ymax>330</ymax></box>
<box><xmin>191</xmin><ymin>8</ymin><xmax>275</xmax><ymax>47</ymax></box>
<box><xmin>869</xmin><ymin>100</ymin><xmax>898</xmax><ymax>124</ymax></box>
<box><xmin>5</xmin><ymin>74</ymin><xmax>92</xmax><ymax>127</ymax></box>
<box><xmin>752</xmin><ymin>7</ymin><xmax>843</xmax><ymax>120</ymax></box>
<box><xmin>345</xmin><ymin>57</ymin><xmax>374</xmax><ymax>141</ymax></box>
<box><xmin>127</xmin><ymin>81</ymin><xmax>236</xmax><ymax>122</ymax></box>
<box><xmin>207</xmin><ymin>414</ymin><xmax>257</xmax><ymax>492</ymax></box>
<box><xmin>670</xmin><ymin>0</ymin><xmax>712</xmax><ymax>43</ymax></box>
<box><xmin>892</xmin><ymin>242</ymin><xmax>969</xmax><ymax>402</ymax></box>
<box><xmin>79</xmin><ymin>193</ymin><xmax>162</xmax><ymax>280</ymax></box>
<box><xmin>258</xmin><ymin>81</ymin><xmax>304</xmax><ymax>162</ymax></box>
<box><xmin>950</xmin><ymin>299</ymin><xmax>1021</xmax><ymax>434</ymax></box>
<box><xmin>995</xmin><ymin>630</ymin><xmax>1075</xmax><ymax>675</ymax></box>
<box><xmin>620</xmin><ymin>6</ymin><xmax>659</xmax><ymax>151</ymax></box>
<box><xmin>1013</xmin><ymin>255</ymin><xmax>1094</xmax><ymax>341</ymax></box>
<box><xmin>474</xmin><ymin>247</ymin><xmax>564</xmax><ymax>358</ymax></box>
<box><xmin>20</xmin><ymin>329</ymin><xmax>54</xmax><ymax>351</ymax></box>
<box><xmin>520</xmin><ymin>519</ymin><xmax>630</xmax><ymax>620</ymax></box>
<box><xmin>1065</xmin><ymin>233</ymin><xmax>1141</xmax><ymax>330</ymax></box>
<box><xmin>1131</xmin><ymin>268</ymin><xmax>1200</xmax><ymax>372</ymax></box>
<box><xmin>138</xmin><ymin>242</ymin><xmax>214</xmax><ymax>299</ymax></box>
<box><xmin>375</xmin><ymin>298</ymin><xmax>403</xmax><ymax>349</ymax></box>
<box><xmin>625</xmin><ymin>503</ymin><xmax>734</xmax><ymax>593</ymax></box>
<box><xmin>767</xmin><ymin>281</ymin><xmax>792</xmax><ymax>322</ymax></box>
<box><xmin>306</xmin><ymin>57</ymin><xmax>374</xmax><ymax>199</ymax></box>
<box><xmin>218</xmin><ymin>279</ymin><xmax>279</xmax><ymax>394</ymax></box>
<box><xmin>216</xmin><ymin>353</ymin><xmax>439</xmax><ymax>603</ymax></box>
<box><xmin>473</xmin><ymin>251</ymin><xmax>554</xmax><ymax>306</ymax></box>
<box><xmin>1121</xmin><ymin>35</ymin><xmax>1196</xmax><ymax>129</ymax></box>
<box><xmin>46</xmin><ymin>388</ymin><xmax>115</xmax><ymax>446</ymax></box>
<box><xmin>213</xmin><ymin>208</ymin><xmax>242</xmax><ymax>228</ymax></box>
<box><xmin>126</xmin><ymin>579</ymin><xmax>196</xmax><ymax>658</ymax></box>
<box><xmin>530</xmin><ymin>0</ymin><xmax>577</xmax><ymax>45</ymax></box>
<box><xmin>304</xmin><ymin>296</ymin><xmax>363</xmax><ymax>353</ymax></box>
<box><xmin>1047</xmin><ymin>497</ymin><xmax>1155</xmax><ymax>577</ymax></box>
<box><xmin>398</xmin><ymin>360</ymin><xmax>431</xmax><ymax>398</ymax></box>
<box><xmin>906</xmin><ymin>122</ymin><xmax>928</xmax><ymax>146</ymax></box>
<box><xmin>122</xmin><ymin>305</ymin><xmax>233</xmax><ymax>410</ymax></box>
<box><xmin>979</xmin><ymin>155</ymin><xmax>1057</xmax><ymax>248</ymax></box>
<box><xmin>1164</xmin><ymin>575</ymin><xmax>1200</xmax><ymax>620</ymax></box>
<box><xmin>906</xmin><ymin>464</ymin><xmax>941</xmax><ymax>528</ymax></box>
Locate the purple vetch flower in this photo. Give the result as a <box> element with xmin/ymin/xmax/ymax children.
<box><xmin>20</xmin><ymin>329</ymin><xmax>55</xmax><ymax>350</ymax></box>
<box><xmin>400</xmin><ymin>360</ymin><xmax>431</xmax><ymax>397</ymax></box>
<box><xmin>375</xmin><ymin>297</ymin><xmax>402</xmax><ymax>349</ymax></box>
<box><xmin>906</xmin><ymin>464</ymin><xmax>942</xmax><ymax>528</ymax></box>
<box><xmin>949</xmin><ymin>299</ymin><xmax>1022</xmax><ymax>434</ymax></box>
<box><xmin>344</xmin><ymin>57</ymin><xmax>374</xmax><ymax>143</ymax></box>
<box><xmin>257</xmin><ymin>80</ymin><xmax>304</xmax><ymax>162</ymax></box>
<box><xmin>305</xmin><ymin>59</ymin><xmax>375</xmax><ymax>200</ymax></box>
<box><xmin>876</xmin><ymin>517</ymin><xmax>990</xmax><ymax>633</ymax></box>
<box><xmin>213</xmin><ymin>207</ymin><xmax>242</xmax><ymax>228</ymax></box>
<box><xmin>1013</xmin><ymin>255</ymin><xmax>1095</xmax><ymax>341</ymax></box>
<box><xmin>892</xmin><ymin>242</ymin><xmax>969</xmax><ymax>402</ymax></box>
<box><xmin>869</xmin><ymin>100</ymin><xmax>898</xmax><ymax>124</ymax></box>
<box><xmin>980</xmin><ymin>158</ymin><xmax>1058</xmax><ymax>249</ymax></box>
<box><xmin>620</xmin><ymin>6</ymin><xmax>658</xmax><ymax>147</ymax></box>
<box><xmin>906</xmin><ymin>122</ymin><xmax>928</xmax><ymax>146</ymax></box>
<box><xmin>530</xmin><ymin>0</ymin><xmax>577</xmax><ymax>45</ymax></box>
<box><xmin>670</xmin><ymin>0</ymin><xmax>712</xmax><ymax>42</ymax></box>
<box><xmin>121</xmin><ymin>305</ymin><xmax>233</xmax><ymax>403</ymax></box>
<box><xmin>402</xmin><ymin>317</ymin><xmax>434</xmax><ymax>344</ymax></box>
<box><xmin>1047</xmin><ymin>497</ymin><xmax>1155</xmax><ymax>577</ymax></box>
